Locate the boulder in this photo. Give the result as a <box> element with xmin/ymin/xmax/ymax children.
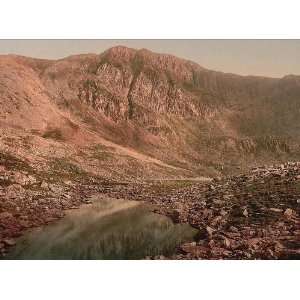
<box><xmin>3</xmin><ymin>238</ymin><xmax>16</xmax><ymax>246</ymax></box>
<box><xmin>40</xmin><ymin>181</ymin><xmax>49</xmax><ymax>189</ymax></box>
<box><xmin>284</xmin><ymin>208</ymin><xmax>294</xmax><ymax>218</ymax></box>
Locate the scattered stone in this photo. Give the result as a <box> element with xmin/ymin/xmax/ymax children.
<box><xmin>220</xmin><ymin>209</ymin><xmax>227</xmax><ymax>216</ymax></box>
<box><xmin>243</xmin><ymin>209</ymin><xmax>249</xmax><ymax>217</ymax></box>
<box><xmin>40</xmin><ymin>181</ymin><xmax>49</xmax><ymax>189</ymax></box>
<box><xmin>284</xmin><ymin>208</ymin><xmax>294</xmax><ymax>218</ymax></box>
<box><xmin>27</xmin><ymin>175</ymin><xmax>36</xmax><ymax>184</ymax></box>
<box><xmin>214</xmin><ymin>176</ymin><xmax>222</xmax><ymax>182</ymax></box>
<box><xmin>3</xmin><ymin>239</ymin><xmax>16</xmax><ymax>247</ymax></box>
<box><xmin>19</xmin><ymin>220</ymin><xmax>30</xmax><ymax>228</ymax></box>
<box><xmin>223</xmin><ymin>237</ymin><xmax>231</xmax><ymax>248</ymax></box>
<box><xmin>63</xmin><ymin>180</ymin><xmax>73</xmax><ymax>185</ymax></box>
<box><xmin>0</xmin><ymin>212</ymin><xmax>13</xmax><ymax>219</ymax></box>
<box><xmin>269</xmin><ymin>208</ymin><xmax>283</xmax><ymax>213</ymax></box>
<box><xmin>49</xmin><ymin>184</ymin><xmax>63</xmax><ymax>194</ymax></box>
<box><xmin>229</xmin><ymin>226</ymin><xmax>239</xmax><ymax>232</ymax></box>
<box><xmin>206</xmin><ymin>226</ymin><xmax>214</xmax><ymax>238</ymax></box>
<box><xmin>63</xmin><ymin>193</ymin><xmax>72</xmax><ymax>199</ymax></box>
<box><xmin>1</xmin><ymin>159</ymin><xmax>300</xmax><ymax>259</ymax></box>
<box><xmin>6</xmin><ymin>184</ymin><xmax>25</xmax><ymax>198</ymax></box>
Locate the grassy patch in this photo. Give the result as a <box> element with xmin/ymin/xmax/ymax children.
<box><xmin>93</xmin><ymin>151</ymin><xmax>114</xmax><ymax>161</ymax></box>
<box><xmin>0</xmin><ymin>151</ymin><xmax>34</xmax><ymax>173</ymax></box>
<box><xmin>41</xmin><ymin>157</ymin><xmax>88</xmax><ymax>182</ymax></box>
<box><xmin>164</xmin><ymin>159</ymin><xmax>190</xmax><ymax>170</ymax></box>
<box><xmin>2</xmin><ymin>137</ymin><xmax>16</xmax><ymax>146</ymax></box>
<box><xmin>42</xmin><ymin>128</ymin><xmax>65</xmax><ymax>141</ymax></box>
<box><xmin>0</xmin><ymin>177</ymin><xmax>14</xmax><ymax>187</ymax></box>
<box><xmin>90</xmin><ymin>144</ymin><xmax>115</xmax><ymax>161</ymax></box>
<box><xmin>92</xmin><ymin>144</ymin><xmax>115</xmax><ymax>152</ymax></box>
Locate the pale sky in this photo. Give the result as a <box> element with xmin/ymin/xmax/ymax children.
<box><xmin>1</xmin><ymin>40</ymin><xmax>300</xmax><ymax>78</ymax></box>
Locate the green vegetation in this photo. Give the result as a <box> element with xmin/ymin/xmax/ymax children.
<box><xmin>92</xmin><ymin>144</ymin><xmax>115</xmax><ymax>152</ymax></box>
<box><xmin>90</xmin><ymin>144</ymin><xmax>115</xmax><ymax>161</ymax></box>
<box><xmin>42</xmin><ymin>128</ymin><xmax>65</xmax><ymax>141</ymax></box>
<box><xmin>50</xmin><ymin>158</ymin><xmax>84</xmax><ymax>175</ymax></box>
<box><xmin>41</xmin><ymin>157</ymin><xmax>88</xmax><ymax>182</ymax></box>
<box><xmin>0</xmin><ymin>151</ymin><xmax>33</xmax><ymax>173</ymax></box>
<box><xmin>2</xmin><ymin>137</ymin><xmax>16</xmax><ymax>146</ymax></box>
<box><xmin>0</xmin><ymin>176</ymin><xmax>14</xmax><ymax>187</ymax></box>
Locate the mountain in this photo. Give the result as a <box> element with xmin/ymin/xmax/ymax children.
<box><xmin>1</xmin><ymin>46</ymin><xmax>300</xmax><ymax>180</ymax></box>
<box><xmin>1</xmin><ymin>46</ymin><xmax>300</xmax><ymax>259</ymax></box>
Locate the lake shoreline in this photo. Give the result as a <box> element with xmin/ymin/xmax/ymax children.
<box><xmin>1</xmin><ymin>163</ymin><xmax>299</xmax><ymax>259</ymax></box>
<box><xmin>6</xmin><ymin>196</ymin><xmax>197</xmax><ymax>259</ymax></box>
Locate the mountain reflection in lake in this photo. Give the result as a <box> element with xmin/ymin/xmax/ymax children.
<box><xmin>8</xmin><ymin>197</ymin><xmax>198</xmax><ymax>259</ymax></box>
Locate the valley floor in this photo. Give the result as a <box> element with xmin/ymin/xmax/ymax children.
<box><xmin>0</xmin><ymin>160</ymin><xmax>299</xmax><ymax>259</ymax></box>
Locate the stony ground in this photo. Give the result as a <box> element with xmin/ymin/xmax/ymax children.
<box><xmin>0</xmin><ymin>150</ymin><xmax>105</xmax><ymax>256</ymax></box>
<box><xmin>98</xmin><ymin>163</ymin><xmax>300</xmax><ymax>259</ymax></box>
<box><xmin>0</xmin><ymin>156</ymin><xmax>299</xmax><ymax>259</ymax></box>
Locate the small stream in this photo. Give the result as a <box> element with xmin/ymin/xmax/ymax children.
<box><xmin>7</xmin><ymin>196</ymin><xmax>198</xmax><ymax>259</ymax></box>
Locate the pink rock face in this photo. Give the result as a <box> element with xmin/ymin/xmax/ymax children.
<box><xmin>1</xmin><ymin>45</ymin><xmax>300</xmax><ymax>178</ymax></box>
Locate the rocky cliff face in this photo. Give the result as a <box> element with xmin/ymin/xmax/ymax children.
<box><xmin>1</xmin><ymin>46</ymin><xmax>300</xmax><ymax>177</ymax></box>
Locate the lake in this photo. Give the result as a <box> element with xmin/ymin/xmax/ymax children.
<box><xmin>7</xmin><ymin>196</ymin><xmax>198</xmax><ymax>259</ymax></box>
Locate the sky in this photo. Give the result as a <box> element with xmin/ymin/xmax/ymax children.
<box><xmin>0</xmin><ymin>40</ymin><xmax>300</xmax><ymax>78</ymax></box>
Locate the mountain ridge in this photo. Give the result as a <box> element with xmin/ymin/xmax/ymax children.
<box><xmin>1</xmin><ymin>46</ymin><xmax>300</xmax><ymax>179</ymax></box>
<box><xmin>5</xmin><ymin>45</ymin><xmax>300</xmax><ymax>79</ymax></box>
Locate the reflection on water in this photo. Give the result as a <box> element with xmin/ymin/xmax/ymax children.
<box><xmin>8</xmin><ymin>197</ymin><xmax>198</xmax><ymax>259</ymax></box>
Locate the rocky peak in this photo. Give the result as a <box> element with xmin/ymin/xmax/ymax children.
<box><xmin>101</xmin><ymin>46</ymin><xmax>137</xmax><ymax>64</ymax></box>
<box><xmin>102</xmin><ymin>46</ymin><xmax>205</xmax><ymax>83</ymax></box>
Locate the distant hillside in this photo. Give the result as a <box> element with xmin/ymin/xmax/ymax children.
<box><xmin>1</xmin><ymin>46</ymin><xmax>300</xmax><ymax>180</ymax></box>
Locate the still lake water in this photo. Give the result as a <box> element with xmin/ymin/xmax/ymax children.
<box><xmin>8</xmin><ymin>197</ymin><xmax>197</xmax><ymax>259</ymax></box>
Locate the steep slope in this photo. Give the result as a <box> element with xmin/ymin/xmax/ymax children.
<box><xmin>0</xmin><ymin>55</ymin><xmax>61</xmax><ymax>130</ymax></box>
<box><xmin>34</xmin><ymin>46</ymin><xmax>300</xmax><ymax>175</ymax></box>
<box><xmin>1</xmin><ymin>46</ymin><xmax>300</xmax><ymax>179</ymax></box>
